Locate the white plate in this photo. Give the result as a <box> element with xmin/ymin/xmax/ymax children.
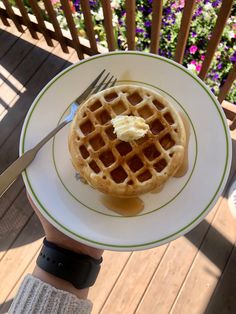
<box><xmin>20</xmin><ymin>52</ymin><xmax>232</xmax><ymax>251</ymax></box>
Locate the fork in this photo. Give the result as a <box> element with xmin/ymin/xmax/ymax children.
<box><xmin>0</xmin><ymin>70</ymin><xmax>117</xmax><ymax>197</ymax></box>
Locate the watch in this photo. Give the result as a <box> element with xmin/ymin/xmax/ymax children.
<box><xmin>36</xmin><ymin>238</ymin><xmax>102</xmax><ymax>289</ymax></box>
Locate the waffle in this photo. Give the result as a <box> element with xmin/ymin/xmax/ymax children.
<box><xmin>68</xmin><ymin>85</ymin><xmax>186</xmax><ymax>198</ymax></box>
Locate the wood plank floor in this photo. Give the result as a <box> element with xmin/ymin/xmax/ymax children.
<box><xmin>1</xmin><ymin>23</ymin><xmax>236</xmax><ymax>314</ymax></box>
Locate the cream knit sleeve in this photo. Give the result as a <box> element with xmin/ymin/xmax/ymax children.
<box><xmin>9</xmin><ymin>275</ymin><xmax>92</xmax><ymax>314</ymax></box>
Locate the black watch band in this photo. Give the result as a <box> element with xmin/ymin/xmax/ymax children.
<box><xmin>36</xmin><ymin>238</ymin><xmax>102</xmax><ymax>289</ymax></box>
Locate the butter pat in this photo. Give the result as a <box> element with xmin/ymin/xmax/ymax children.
<box><xmin>111</xmin><ymin>115</ymin><xmax>149</xmax><ymax>142</ymax></box>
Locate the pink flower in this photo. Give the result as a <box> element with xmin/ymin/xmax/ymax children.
<box><xmin>51</xmin><ymin>0</ymin><xmax>60</xmax><ymax>4</ymax></box>
<box><xmin>190</xmin><ymin>45</ymin><xmax>198</xmax><ymax>54</ymax></box>
<box><xmin>201</xmin><ymin>55</ymin><xmax>205</xmax><ymax>61</ymax></box>
<box><xmin>172</xmin><ymin>0</ymin><xmax>185</xmax><ymax>9</ymax></box>
<box><xmin>196</xmin><ymin>64</ymin><xmax>202</xmax><ymax>72</ymax></box>
<box><xmin>191</xmin><ymin>60</ymin><xmax>197</xmax><ymax>65</ymax></box>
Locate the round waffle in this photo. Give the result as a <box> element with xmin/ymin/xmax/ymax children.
<box><xmin>68</xmin><ymin>85</ymin><xmax>186</xmax><ymax>197</ymax></box>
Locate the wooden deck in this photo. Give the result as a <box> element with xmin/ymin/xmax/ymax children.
<box><xmin>1</xmin><ymin>22</ymin><xmax>236</xmax><ymax>314</ymax></box>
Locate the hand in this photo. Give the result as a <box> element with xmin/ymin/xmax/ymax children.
<box><xmin>27</xmin><ymin>193</ymin><xmax>103</xmax><ymax>259</ymax></box>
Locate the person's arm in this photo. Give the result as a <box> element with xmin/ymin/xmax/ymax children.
<box><xmin>9</xmin><ymin>194</ymin><xmax>103</xmax><ymax>314</ymax></box>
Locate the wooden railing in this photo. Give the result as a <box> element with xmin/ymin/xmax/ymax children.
<box><xmin>0</xmin><ymin>0</ymin><xmax>235</xmax><ymax>128</ymax></box>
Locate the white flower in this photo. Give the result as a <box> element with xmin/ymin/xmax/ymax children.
<box><xmin>112</xmin><ymin>14</ymin><xmax>118</xmax><ymax>26</ymax></box>
<box><xmin>94</xmin><ymin>7</ymin><xmax>104</xmax><ymax>21</ymax></box>
<box><xmin>204</xmin><ymin>3</ymin><xmax>212</xmax><ymax>10</ymax></box>
<box><xmin>228</xmin><ymin>31</ymin><xmax>235</xmax><ymax>39</ymax></box>
<box><xmin>187</xmin><ymin>63</ymin><xmax>196</xmax><ymax>73</ymax></box>
<box><xmin>111</xmin><ymin>0</ymin><xmax>120</xmax><ymax>9</ymax></box>
<box><xmin>187</xmin><ymin>63</ymin><xmax>196</xmax><ymax>70</ymax></box>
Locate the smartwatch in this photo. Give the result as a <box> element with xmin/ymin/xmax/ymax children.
<box><xmin>36</xmin><ymin>238</ymin><xmax>102</xmax><ymax>289</ymax></box>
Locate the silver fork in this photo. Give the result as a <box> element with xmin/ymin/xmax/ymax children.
<box><xmin>0</xmin><ymin>70</ymin><xmax>117</xmax><ymax>197</ymax></box>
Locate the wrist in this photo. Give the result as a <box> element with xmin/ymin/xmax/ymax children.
<box><xmin>35</xmin><ymin>238</ymin><xmax>102</xmax><ymax>291</ymax></box>
<box><xmin>45</xmin><ymin>235</ymin><xmax>103</xmax><ymax>260</ymax></box>
<box><xmin>33</xmin><ymin>265</ymin><xmax>89</xmax><ymax>299</ymax></box>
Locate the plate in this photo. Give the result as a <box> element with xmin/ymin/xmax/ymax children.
<box><xmin>20</xmin><ymin>51</ymin><xmax>232</xmax><ymax>251</ymax></box>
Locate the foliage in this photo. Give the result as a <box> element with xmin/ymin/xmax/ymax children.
<box><xmin>15</xmin><ymin>0</ymin><xmax>236</xmax><ymax>103</ymax></box>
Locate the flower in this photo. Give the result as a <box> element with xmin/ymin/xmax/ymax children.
<box><xmin>136</xmin><ymin>27</ymin><xmax>144</xmax><ymax>33</ymax></box>
<box><xmin>204</xmin><ymin>3</ymin><xmax>212</xmax><ymax>10</ymax></box>
<box><xmin>94</xmin><ymin>7</ymin><xmax>104</xmax><ymax>21</ymax></box>
<box><xmin>201</xmin><ymin>55</ymin><xmax>205</xmax><ymax>61</ymax></box>
<box><xmin>189</xmin><ymin>45</ymin><xmax>198</xmax><ymax>54</ymax></box>
<box><xmin>144</xmin><ymin>21</ymin><xmax>151</xmax><ymax>28</ymax></box>
<box><xmin>228</xmin><ymin>31</ymin><xmax>235</xmax><ymax>39</ymax></box>
<box><xmin>172</xmin><ymin>0</ymin><xmax>185</xmax><ymax>9</ymax></box>
<box><xmin>196</xmin><ymin>64</ymin><xmax>202</xmax><ymax>72</ymax></box>
<box><xmin>212</xmin><ymin>0</ymin><xmax>221</xmax><ymax>8</ymax></box>
<box><xmin>163</xmin><ymin>7</ymin><xmax>171</xmax><ymax>15</ymax></box>
<box><xmin>111</xmin><ymin>0</ymin><xmax>120</xmax><ymax>9</ymax></box>
<box><xmin>187</xmin><ymin>63</ymin><xmax>196</xmax><ymax>71</ymax></box>
<box><xmin>69</xmin><ymin>1</ymin><xmax>76</xmax><ymax>13</ymax></box>
<box><xmin>230</xmin><ymin>51</ymin><xmax>236</xmax><ymax>63</ymax></box>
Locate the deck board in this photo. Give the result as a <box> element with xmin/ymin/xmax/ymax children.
<box><xmin>136</xmin><ymin>207</ymin><xmax>218</xmax><ymax>314</ymax></box>
<box><xmin>0</xmin><ymin>214</ymin><xmax>44</xmax><ymax>306</ymax></box>
<box><xmin>0</xmin><ymin>189</ymin><xmax>33</xmax><ymax>261</ymax></box>
<box><xmin>100</xmin><ymin>245</ymin><xmax>169</xmax><ymax>314</ymax></box>
<box><xmin>0</xmin><ymin>22</ymin><xmax>24</xmax><ymax>59</ymax></box>
<box><xmin>1</xmin><ymin>25</ymin><xmax>236</xmax><ymax>314</ymax></box>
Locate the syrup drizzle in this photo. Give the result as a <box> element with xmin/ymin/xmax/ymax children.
<box><xmin>101</xmin><ymin>195</ymin><xmax>144</xmax><ymax>216</ymax></box>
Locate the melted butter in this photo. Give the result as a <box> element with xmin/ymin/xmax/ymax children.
<box><xmin>174</xmin><ymin>112</ymin><xmax>190</xmax><ymax>178</ymax></box>
<box><xmin>101</xmin><ymin>195</ymin><xmax>144</xmax><ymax>216</ymax></box>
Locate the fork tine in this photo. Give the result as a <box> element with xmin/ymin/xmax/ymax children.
<box><xmin>93</xmin><ymin>72</ymin><xmax>110</xmax><ymax>94</ymax></box>
<box><xmin>103</xmin><ymin>75</ymin><xmax>114</xmax><ymax>90</ymax></box>
<box><xmin>75</xmin><ymin>69</ymin><xmax>106</xmax><ymax>104</ymax></box>
<box><xmin>111</xmin><ymin>78</ymin><xmax>117</xmax><ymax>87</ymax></box>
<box><xmin>93</xmin><ymin>76</ymin><xmax>117</xmax><ymax>95</ymax></box>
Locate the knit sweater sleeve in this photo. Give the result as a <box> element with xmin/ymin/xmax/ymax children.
<box><xmin>9</xmin><ymin>274</ymin><xmax>92</xmax><ymax>314</ymax></box>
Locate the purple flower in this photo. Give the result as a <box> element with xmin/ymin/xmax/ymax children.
<box><xmin>136</xmin><ymin>27</ymin><xmax>144</xmax><ymax>33</ymax></box>
<box><xmin>158</xmin><ymin>48</ymin><xmax>164</xmax><ymax>56</ymax></box>
<box><xmin>213</xmin><ymin>73</ymin><xmax>219</xmax><ymax>80</ymax></box>
<box><xmin>89</xmin><ymin>0</ymin><xmax>97</xmax><ymax>6</ymax></box>
<box><xmin>164</xmin><ymin>7</ymin><xmax>171</xmax><ymax>15</ymax></box>
<box><xmin>230</xmin><ymin>51</ymin><xmax>236</xmax><ymax>63</ymax></box>
<box><xmin>163</xmin><ymin>21</ymin><xmax>169</xmax><ymax>27</ymax></box>
<box><xmin>193</xmin><ymin>7</ymin><xmax>203</xmax><ymax>18</ymax></box>
<box><xmin>212</xmin><ymin>0</ymin><xmax>221</xmax><ymax>8</ymax></box>
<box><xmin>144</xmin><ymin>21</ymin><xmax>151</xmax><ymax>27</ymax></box>
<box><xmin>191</xmin><ymin>31</ymin><xmax>197</xmax><ymax>37</ymax></box>
<box><xmin>211</xmin><ymin>87</ymin><xmax>215</xmax><ymax>93</ymax></box>
<box><xmin>217</xmin><ymin>62</ymin><xmax>223</xmax><ymax>69</ymax></box>
<box><xmin>167</xmin><ymin>33</ymin><xmax>171</xmax><ymax>41</ymax></box>
<box><xmin>138</xmin><ymin>6</ymin><xmax>145</xmax><ymax>12</ymax></box>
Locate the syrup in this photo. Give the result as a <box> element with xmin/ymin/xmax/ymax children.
<box><xmin>101</xmin><ymin>195</ymin><xmax>144</xmax><ymax>216</ymax></box>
